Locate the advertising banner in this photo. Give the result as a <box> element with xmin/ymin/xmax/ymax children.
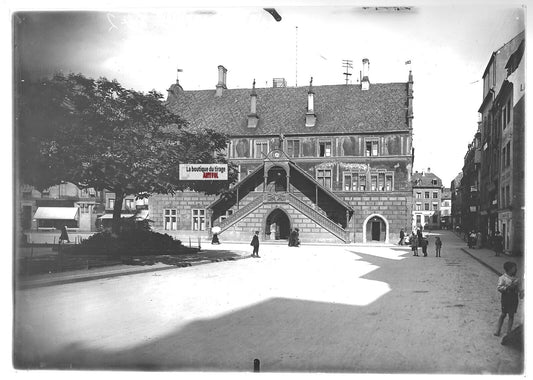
<box><xmin>179</xmin><ymin>164</ymin><xmax>228</xmax><ymax>180</ymax></box>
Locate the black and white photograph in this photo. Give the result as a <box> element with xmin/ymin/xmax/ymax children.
<box><xmin>9</xmin><ymin>0</ymin><xmax>528</xmax><ymax>375</ymax></box>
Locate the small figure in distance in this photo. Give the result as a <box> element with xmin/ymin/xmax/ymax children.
<box><xmin>250</xmin><ymin>231</ymin><xmax>260</xmax><ymax>258</ymax></box>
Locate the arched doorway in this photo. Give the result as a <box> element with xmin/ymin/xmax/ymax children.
<box><xmin>266</xmin><ymin>166</ymin><xmax>287</xmax><ymax>192</ymax></box>
<box><xmin>265</xmin><ymin>208</ymin><xmax>291</xmax><ymax>240</ymax></box>
<box><xmin>363</xmin><ymin>214</ymin><xmax>389</xmax><ymax>243</ymax></box>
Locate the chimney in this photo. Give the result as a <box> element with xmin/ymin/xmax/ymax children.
<box><xmin>305</xmin><ymin>77</ymin><xmax>316</xmax><ymax>127</ymax></box>
<box><xmin>247</xmin><ymin>79</ymin><xmax>259</xmax><ymax>128</ymax></box>
<box><xmin>215</xmin><ymin>65</ymin><xmax>227</xmax><ymax>97</ymax></box>
<box><xmin>361</xmin><ymin>58</ymin><xmax>370</xmax><ymax>90</ymax></box>
<box><xmin>427</xmin><ymin>167</ymin><xmax>431</xmax><ymax>173</ymax></box>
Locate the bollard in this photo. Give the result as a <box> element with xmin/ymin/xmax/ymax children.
<box><xmin>253</xmin><ymin>358</ymin><xmax>260</xmax><ymax>372</ymax></box>
<box><xmin>198</xmin><ymin>236</ymin><xmax>201</xmax><ymax>250</ymax></box>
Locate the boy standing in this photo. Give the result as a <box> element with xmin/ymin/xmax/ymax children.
<box><xmin>435</xmin><ymin>236</ymin><xmax>442</xmax><ymax>257</ymax></box>
<box><xmin>250</xmin><ymin>231</ymin><xmax>260</xmax><ymax>258</ymax></box>
<box><xmin>494</xmin><ymin>262</ymin><xmax>523</xmax><ymax>337</ymax></box>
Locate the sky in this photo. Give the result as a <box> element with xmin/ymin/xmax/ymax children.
<box><xmin>11</xmin><ymin>0</ymin><xmax>526</xmax><ymax>186</ymax></box>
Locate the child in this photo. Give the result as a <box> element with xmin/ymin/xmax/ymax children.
<box><xmin>250</xmin><ymin>231</ymin><xmax>260</xmax><ymax>258</ymax></box>
<box><xmin>494</xmin><ymin>262</ymin><xmax>524</xmax><ymax>337</ymax></box>
<box><xmin>435</xmin><ymin>237</ymin><xmax>442</xmax><ymax>257</ymax></box>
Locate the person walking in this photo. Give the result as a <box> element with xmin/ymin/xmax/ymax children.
<box><xmin>476</xmin><ymin>231</ymin><xmax>482</xmax><ymax>249</ymax></box>
<box><xmin>494</xmin><ymin>231</ymin><xmax>503</xmax><ymax>256</ymax></box>
<box><xmin>494</xmin><ymin>262</ymin><xmax>524</xmax><ymax>337</ymax></box>
<box><xmin>294</xmin><ymin>227</ymin><xmax>300</xmax><ymax>247</ymax></box>
<box><xmin>288</xmin><ymin>228</ymin><xmax>297</xmax><ymax>247</ymax></box>
<box><xmin>421</xmin><ymin>234</ymin><xmax>428</xmax><ymax>257</ymax></box>
<box><xmin>398</xmin><ymin>229</ymin><xmax>405</xmax><ymax>246</ymax></box>
<box><xmin>411</xmin><ymin>233</ymin><xmax>419</xmax><ymax>256</ymax></box>
<box><xmin>468</xmin><ymin>230</ymin><xmax>476</xmax><ymax>249</ymax></box>
<box><xmin>59</xmin><ymin>225</ymin><xmax>70</xmax><ymax>244</ymax></box>
<box><xmin>250</xmin><ymin>231</ymin><xmax>260</xmax><ymax>258</ymax></box>
<box><xmin>435</xmin><ymin>236</ymin><xmax>442</xmax><ymax>257</ymax></box>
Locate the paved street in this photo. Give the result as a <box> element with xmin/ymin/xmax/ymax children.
<box><xmin>14</xmin><ymin>230</ymin><xmax>523</xmax><ymax>373</ymax></box>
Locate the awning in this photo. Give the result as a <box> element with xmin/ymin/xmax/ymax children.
<box><xmin>33</xmin><ymin>207</ymin><xmax>79</xmax><ymax>220</ymax></box>
<box><xmin>98</xmin><ymin>213</ymin><xmax>136</xmax><ymax>220</ymax></box>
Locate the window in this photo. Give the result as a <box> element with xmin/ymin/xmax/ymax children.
<box><xmin>378</xmin><ymin>172</ymin><xmax>385</xmax><ymax>191</ymax></box>
<box><xmin>416</xmin><ymin>203</ymin><xmax>421</xmax><ymax>211</ymax></box>
<box><xmin>164</xmin><ymin>209</ymin><xmax>178</xmax><ymax>230</ymax></box>
<box><xmin>431</xmin><ymin>179</ymin><xmax>438</xmax><ymax>185</ymax></box>
<box><xmin>317</xmin><ymin>169</ymin><xmax>332</xmax><ymax>188</ymax></box>
<box><xmin>343</xmin><ymin>173</ymin><xmax>358</xmax><ymax>191</ymax></box>
<box><xmin>359</xmin><ymin>174</ymin><xmax>366</xmax><ymax>191</ymax></box>
<box><xmin>424</xmin><ymin>215</ymin><xmax>429</xmax><ymax>224</ymax></box>
<box><xmin>432</xmin><ymin>203</ymin><xmax>438</xmax><ymax>211</ymax></box>
<box><xmin>219</xmin><ymin>210</ymin><xmax>233</xmax><ymax>223</ymax></box>
<box><xmin>506</xmin><ymin>185</ymin><xmax>510</xmax><ymax>207</ymax></box>
<box><xmin>424</xmin><ymin>203</ymin><xmax>430</xmax><ymax>211</ymax></box>
<box><xmin>432</xmin><ymin>214</ymin><xmax>438</xmax><ymax>223</ymax></box>
<box><xmin>365</xmin><ymin>140</ymin><xmax>379</xmax><ymax>156</ymax></box>
<box><xmin>371</xmin><ymin>174</ymin><xmax>378</xmax><ymax>191</ymax></box>
<box><xmin>416</xmin><ymin>214</ymin><xmax>421</xmax><ymax>224</ymax></box>
<box><xmin>416</xmin><ymin>192</ymin><xmax>421</xmax><ymax>199</ymax></box>
<box><xmin>502</xmin><ymin>107</ymin><xmax>507</xmax><ymax>129</ymax></box>
<box><xmin>255</xmin><ymin>141</ymin><xmax>268</xmax><ymax>158</ymax></box>
<box><xmin>386</xmin><ymin>175</ymin><xmax>393</xmax><ymax>191</ymax></box>
<box><xmin>425</xmin><ymin>192</ymin><xmax>430</xmax><ymax>199</ymax></box>
<box><xmin>109</xmin><ymin>199</ymin><xmax>115</xmax><ymax>209</ymax></box>
<box><xmin>501</xmin><ymin>186</ymin><xmax>505</xmax><ymax>207</ymax></box>
<box><xmin>192</xmin><ymin>209</ymin><xmax>206</xmax><ymax>231</ymax></box>
<box><xmin>287</xmin><ymin>140</ymin><xmax>300</xmax><ymax>158</ymax></box>
<box><xmin>505</xmin><ymin>141</ymin><xmax>511</xmax><ymax>167</ymax></box>
<box><xmin>125</xmin><ymin>199</ymin><xmax>134</xmax><ymax>210</ymax></box>
<box><xmin>433</xmin><ymin>192</ymin><xmax>438</xmax><ymax>199</ymax></box>
<box><xmin>507</xmin><ymin>99</ymin><xmax>511</xmax><ymax>124</ymax></box>
<box><xmin>79</xmin><ymin>203</ymin><xmax>91</xmax><ymax>214</ymax></box>
<box><xmin>502</xmin><ymin>145</ymin><xmax>506</xmax><ymax>168</ymax></box>
<box><xmin>319</xmin><ymin>141</ymin><xmax>332</xmax><ymax>157</ymax></box>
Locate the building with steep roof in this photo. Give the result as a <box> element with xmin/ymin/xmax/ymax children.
<box><xmin>411</xmin><ymin>169</ymin><xmax>444</xmax><ymax>231</ymax></box>
<box><xmin>150</xmin><ymin>61</ymin><xmax>414</xmax><ymax>244</ymax></box>
<box><xmin>476</xmin><ymin>31</ymin><xmax>524</xmax><ymax>254</ymax></box>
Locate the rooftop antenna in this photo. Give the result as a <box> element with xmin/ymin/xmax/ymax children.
<box><xmin>295</xmin><ymin>26</ymin><xmax>298</xmax><ymax>87</ymax></box>
<box><xmin>342</xmin><ymin>60</ymin><xmax>353</xmax><ymax>85</ymax></box>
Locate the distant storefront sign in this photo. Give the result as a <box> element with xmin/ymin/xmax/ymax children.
<box><xmin>179</xmin><ymin>164</ymin><xmax>228</xmax><ymax>180</ymax></box>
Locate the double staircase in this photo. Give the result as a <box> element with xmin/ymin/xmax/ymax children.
<box><xmin>213</xmin><ymin>192</ymin><xmax>350</xmax><ymax>243</ymax></box>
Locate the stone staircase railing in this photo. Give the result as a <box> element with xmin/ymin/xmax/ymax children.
<box><xmin>213</xmin><ymin>191</ymin><xmax>350</xmax><ymax>243</ymax></box>
<box><xmin>287</xmin><ymin>193</ymin><xmax>350</xmax><ymax>243</ymax></box>
<box><xmin>214</xmin><ymin>196</ymin><xmax>264</xmax><ymax>232</ymax></box>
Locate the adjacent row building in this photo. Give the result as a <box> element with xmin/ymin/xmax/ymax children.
<box><xmin>451</xmin><ymin>31</ymin><xmax>525</xmax><ymax>255</ymax></box>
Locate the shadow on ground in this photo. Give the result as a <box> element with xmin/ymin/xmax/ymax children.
<box><xmin>14</xmin><ymin>249</ymin><xmax>523</xmax><ymax>374</ymax></box>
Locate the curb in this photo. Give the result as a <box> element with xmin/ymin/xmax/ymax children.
<box><xmin>17</xmin><ymin>254</ymin><xmax>252</xmax><ymax>290</ymax></box>
<box><xmin>460</xmin><ymin>248</ymin><xmax>501</xmax><ymax>276</ymax></box>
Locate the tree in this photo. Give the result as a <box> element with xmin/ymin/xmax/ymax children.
<box><xmin>17</xmin><ymin>73</ymin><xmax>237</xmax><ymax>234</ymax></box>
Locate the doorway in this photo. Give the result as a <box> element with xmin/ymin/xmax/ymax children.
<box><xmin>265</xmin><ymin>208</ymin><xmax>291</xmax><ymax>240</ymax></box>
<box><xmin>364</xmin><ymin>215</ymin><xmax>387</xmax><ymax>243</ymax></box>
<box><xmin>372</xmin><ymin>221</ymin><xmax>381</xmax><ymax>241</ymax></box>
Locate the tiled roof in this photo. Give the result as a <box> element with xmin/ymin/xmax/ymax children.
<box><xmin>412</xmin><ymin>172</ymin><xmax>442</xmax><ymax>187</ymax></box>
<box><xmin>166</xmin><ymin>82</ymin><xmax>409</xmax><ymax>136</ymax></box>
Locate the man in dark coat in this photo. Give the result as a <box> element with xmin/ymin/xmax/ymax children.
<box><xmin>251</xmin><ymin>231</ymin><xmax>260</xmax><ymax>258</ymax></box>
<box><xmin>399</xmin><ymin>229</ymin><xmax>405</xmax><ymax>245</ymax></box>
<box><xmin>59</xmin><ymin>225</ymin><xmax>70</xmax><ymax>243</ymax></box>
